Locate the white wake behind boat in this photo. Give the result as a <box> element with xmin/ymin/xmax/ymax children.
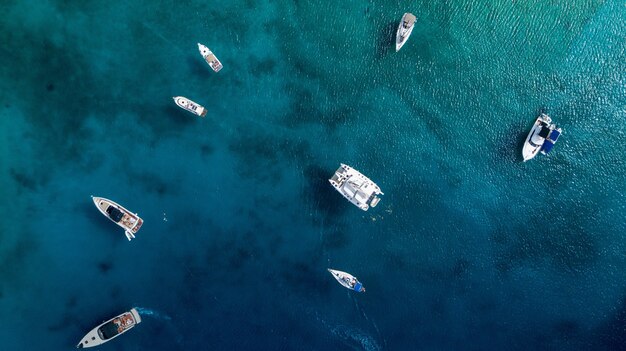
<box><xmin>198</xmin><ymin>43</ymin><xmax>223</xmax><ymax>72</ymax></box>
<box><xmin>329</xmin><ymin>164</ymin><xmax>383</xmax><ymax>211</ymax></box>
<box><xmin>328</xmin><ymin>269</ymin><xmax>365</xmax><ymax>293</ymax></box>
<box><xmin>173</xmin><ymin>96</ymin><xmax>207</xmax><ymax>117</ymax></box>
<box><xmin>92</xmin><ymin>196</ymin><xmax>143</xmax><ymax>241</ymax></box>
<box><xmin>77</xmin><ymin>308</ymin><xmax>141</xmax><ymax>348</ymax></box>
<box><xmin>522</xmin><ymin>113</ymin><xmax>562</xmax><ymax>161</ymax></box>
<box><xmin>396</xmin><ymin>12</ymin><xmax>417</xmax><ymax>52</ymax></box>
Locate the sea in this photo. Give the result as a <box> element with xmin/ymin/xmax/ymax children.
<box><xmin>1</xmin><ymin>0</ymin><xmax>625</xmax><ymax>350</ymax></box>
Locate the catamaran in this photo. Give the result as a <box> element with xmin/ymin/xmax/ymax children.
<box><xmin>396</xmin><ymin>13</ymin><xmax>417</xmax><ymax>52</ymax></box>
<box><xmin>173</xmin><ymin>96</ymin><xmax>207</xmax><ymax>117</ymax></box>
<box><xmin>198</xmin><ymin>43</ymin><xmax>223</xmax><ymax>72</ymax></box>
<box><xmin>77</xmin><ymin>308</ymin><xmax>141</xmax><ymax>348</ymax></box>
<box><xmin>522</xmin><ymin>113</ymin><xmax>562</xmax><ymax>161</ymax></box>
<box><xmin>328</xmin><ymin>269</ymin><xmax>365</xmax><ymax>293</ymax></box>
<box><xmin>92</xmin><ymin>196</ymin><xmax>143</xmax><ymax>241</ymax></box>
<box><xmin>329</xmin><ymin>164</ymin><xmax>383</xmax><ymax>211</ymax></box>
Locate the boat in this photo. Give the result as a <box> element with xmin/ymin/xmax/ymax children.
<box><xmin>172</xmin><ymin>96</ymin><xmax>207</xmax><ymax>117</ymax></box>
<box><xmin>522</xmin><ymin>113</ymin><xmax>562</xmax><ymax>161</ymax></box>
<box><xmin>92</xmin><ymin>196</ymin><xmax>143</xmax><ymax>241</ymax></box>
<box><xmin>77</xmin><ymin>308</ymin><xmax>141</xmax><ymax>348</ymax></box>
<box><xmin>198</xmin><ymin>43</ymin><xmax>223</xmax><ymax>72</ymax></box>
<box><xmin>328</xmin><ymin>269</ymin><xmax>365</xmax><ymax>293</ymax></box>
<box><xmin>328</xmin><ymin>164</ymin><xmax>383</xmax><ymax>211</ymax></box>
<box><xmin>396</xmin><ymin>13</ymin><xmax>417</xmax><ymax>52</ymax></box>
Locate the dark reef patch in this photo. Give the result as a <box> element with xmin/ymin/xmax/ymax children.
<box><xmin>97</xmin><ymin>261</ymin><xmax>113</xmax><ymax>274</ymax></box>
<box><xmin>9</xmin><ymin>168</ymin><xmax>39</xmax><ymax>191</ymax></box>
<box><xmin>249</xmin><ymin>55</ymin><xmax>277</xmax><ymax>77</ymax></box>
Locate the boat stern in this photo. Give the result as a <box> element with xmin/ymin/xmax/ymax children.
<box><xmin>130</xmin><ymin>308</ymin><xmax>142</xmax><ymax>324</ymax></box>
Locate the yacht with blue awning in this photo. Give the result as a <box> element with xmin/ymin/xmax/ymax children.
<box><xmin>522</xmin><ymin>113</ymin><xmax>562</xmax><ymax>161</ymax></box>
<box><xmin>328</xmin><ymin>269</ymin><xmax>366</xmax><ymax>293</ymax></box>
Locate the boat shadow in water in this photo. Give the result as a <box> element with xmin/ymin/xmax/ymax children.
<box><xmin>304</xmin><ymin>165</ymin><xmax>350</xmax><ymax>223</ymax></box>
<box><xmin>164</xmin><ymin>105</ymin><xmax>198</xmax><ymax>126</ymax></box>
<box><xmin>374</xmin><ymin>21</ymin><xmax>398</xmax><ymax>59</ymax></box>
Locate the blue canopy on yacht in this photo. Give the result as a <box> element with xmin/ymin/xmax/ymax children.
<box><xmin>354</xmin><ymin>282</ymin><xmax>363</xmax><ymax>292</ymax></box>
<box><xmin>541</xmin><ymin>140</ymin><xmax>555</xmax><ymax>153</ymax></box>
<box><xmin>549</xmin><ymin>129</ymin><xmax>561</xmax><ymax>142</ymax></box>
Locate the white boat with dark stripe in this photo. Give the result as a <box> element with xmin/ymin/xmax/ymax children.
<box><xmin>77</xmin><ymin>308</ymin><xmax>141</xmax><ymax>348</ymax></box>
<box><xmin>92</xmin><ymin>196</ymin><xmax>143</xmax><ymax>241</ymax></box>
<box><xmin>329</xmin><ymin>163</ymin><xmax>383</xmax><ymax>211</ymax></box>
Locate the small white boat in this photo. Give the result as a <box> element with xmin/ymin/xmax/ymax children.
<box><xmin>92</xmin><ymin>196</ymin><xmax>143</xmax><ymax>241</ymax></box>
<box><xmin>198</xmin><ymin>43</ymin><xmax>223</xmax><ymax>72</ymax></box>
<box><xmin>522</xmin><ymin>113</ymin><xmax>562</xmax><ymax>161</ymax></box>
<box><xmin>328</xmin><ymin>269</ymin><xmax>365</xmax><ymax>293</ymax></box>
<box><xmin>77</xmin><ymin>308</ymin><xmax>141</xmax><ymax>348</ymax></box>
<box><xmin>172</xmin><ymin>96</ymin><xmax>207</xmax><ymax>117</ymax></box>
<box><xmin>396</xmin><ymin>13</ymin><xmax>417</xmax><ymax>52</ymax></box>
<box><xmin>329</xmin><ymin>164</ymin><xmax>383</xmax><ymax>211</ymax></box>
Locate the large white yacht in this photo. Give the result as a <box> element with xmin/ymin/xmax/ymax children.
<box><xmin>173</xmin><ymin>96</ymin><xmax>207</xmax><ymax>117</ymax></box>
<box><xmin>328</xmin><ymin>164</ymin><xmax>383</xmax><ymax>211</ymax></box>
<box><xmin>77</xmin><ymin>308</ymin><xmax>141</xmax><ymax>348</ymax></box>
<box><xmin>396</xmin><ymin>13</ymin><xmax>416</xmax><ymax>52</ymax></box>
<box><xmin>522</xmin><ymin>114</ymin><xmax>562</xmax><ymax>161</ymax></box>
<box><xmin>328</xmin><ymin>269</ymin><xmax>365</xmax><ymax>293</ymax></box>
<box><xmin>197</xmin><ymin>43</ymin><xmax>223</xmax><ymax>72</ymax></box>
<box><xmin>92</xmin><ymin>196</ymin><xmax>143</xmax><ymax>241</ymax></box>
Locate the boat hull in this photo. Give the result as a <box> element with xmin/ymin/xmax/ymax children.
<box><xmin>197</xmin><ymin>43</ymin><xmax>223</xmax><ymax>72</ymax></box>
<box><xmin>328</xmin><ymin>163</ymin><xmax>383</xmax><ymax>211</ymax></box>
<box><xmin>522</xmin><ymin>114</ymin><xmax>551</xmax><ymax>161</ymax></box>
<box><xmin>92</xmin><ymin>196</ymin><xmax>143</xmax><ymax>240</ymax></box>
<box><xmin>328</xmin><ymin>269</ymin><xmax>365</xmax><ymax>292</ymax></box>
<box><xmin>173</xmin><ymin>96</ymin><xmax>207</xmax><ymax>117</ymax></box>
<box><xmin>77</xmin><ymin>308</ymin><xmax>141</xmax><ymax>348</ymax></box>
<box><xmin>396</xmin><ymin>13</ymin><xmax>416</xmax><ymax>51</ymax></box>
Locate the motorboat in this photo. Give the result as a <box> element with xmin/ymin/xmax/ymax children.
<box><xmin>92</xmin><ymin>196</ymin><xmax>143</xmax><ymax>241</ymax></box>
<box><xmin>328</xmin><ymin>164</ymin><xmax>383</xmax><ymax>211</ymax></box>
<box><xmin>522</xmin><ymin>113</ymin><xmax>562</xmax><ymax>161</ymax></box>
<box><xmin>198</xmin><ymin>43</ymin><xmax>223</xmax><ymax>72</ymax></box>
<box><xmin>77</xmin><ymin>308</ymin><xmax>141</xmax><ymax>348</ymax></box>
<box><xmin>173</xmin><ymin>96</ymin><xmax>207</xmax><ymax>117</ymax></box>
<box><xmin>396</xmin><ymin>13</ymin><xmax>416</xmax><ymax>52</ymax></box>
<box><xmin>328</xmin><ymin>269</ymin><xmax>365</xmax><ymax>293</ymax></box>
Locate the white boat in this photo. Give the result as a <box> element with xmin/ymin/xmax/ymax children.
<box><xmin>92</xmin><ymin>196</ymin><xmax>143</xmax><ymax>241</ymax></box>
<box><xmin>396</xmin><ymin>13</ymin><xmax>416</xmax><ymax>52</ymax></box>
<box><xmin>522</xmin><ymin>113</ymin><xmax>562</xmax><ymax>161</ymax></box>
<box><xmin>77</xmin><ymin>308</ymin><xmax>141</xmax><ymax>348</ymax></box>
<box><xmin>328</xmin><ymin>164</ymin><xmax>383</xmax><ymax>211</ymax></box>
<box><xmin>328</xmin><ymin>269</ymin><xmax>365</xmax><ymax>293</ymax></box>
<box><xmin>197</xmin><ymin>43</ymin><xmax>223</xmax><ymax>72</ymax></box>
<box><xmin>172</xmin><ymin>96</ymin><xmax>207</xmax><ymax>117</ymax></box>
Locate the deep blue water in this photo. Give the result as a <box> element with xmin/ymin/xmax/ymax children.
<box><xmin>1</xmin><ymin>0</ymin><xmax>625</xmax><ymax>350</ymax></box>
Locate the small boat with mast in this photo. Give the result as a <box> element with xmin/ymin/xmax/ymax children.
<box><xmin>328</xmin><ymin>269</ymin><xmax>366</xmax><ymax>293</ymax></box>
<box><xmin>329</xmin><ymin>164</ymin><xmax>383</xmax><ymax>211</ymax></box>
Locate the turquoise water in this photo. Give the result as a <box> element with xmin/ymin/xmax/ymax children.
<box><xmin>1</xmin><ymin>0</ymin><xmax>625</xmax><ymax>349</ymax></box>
